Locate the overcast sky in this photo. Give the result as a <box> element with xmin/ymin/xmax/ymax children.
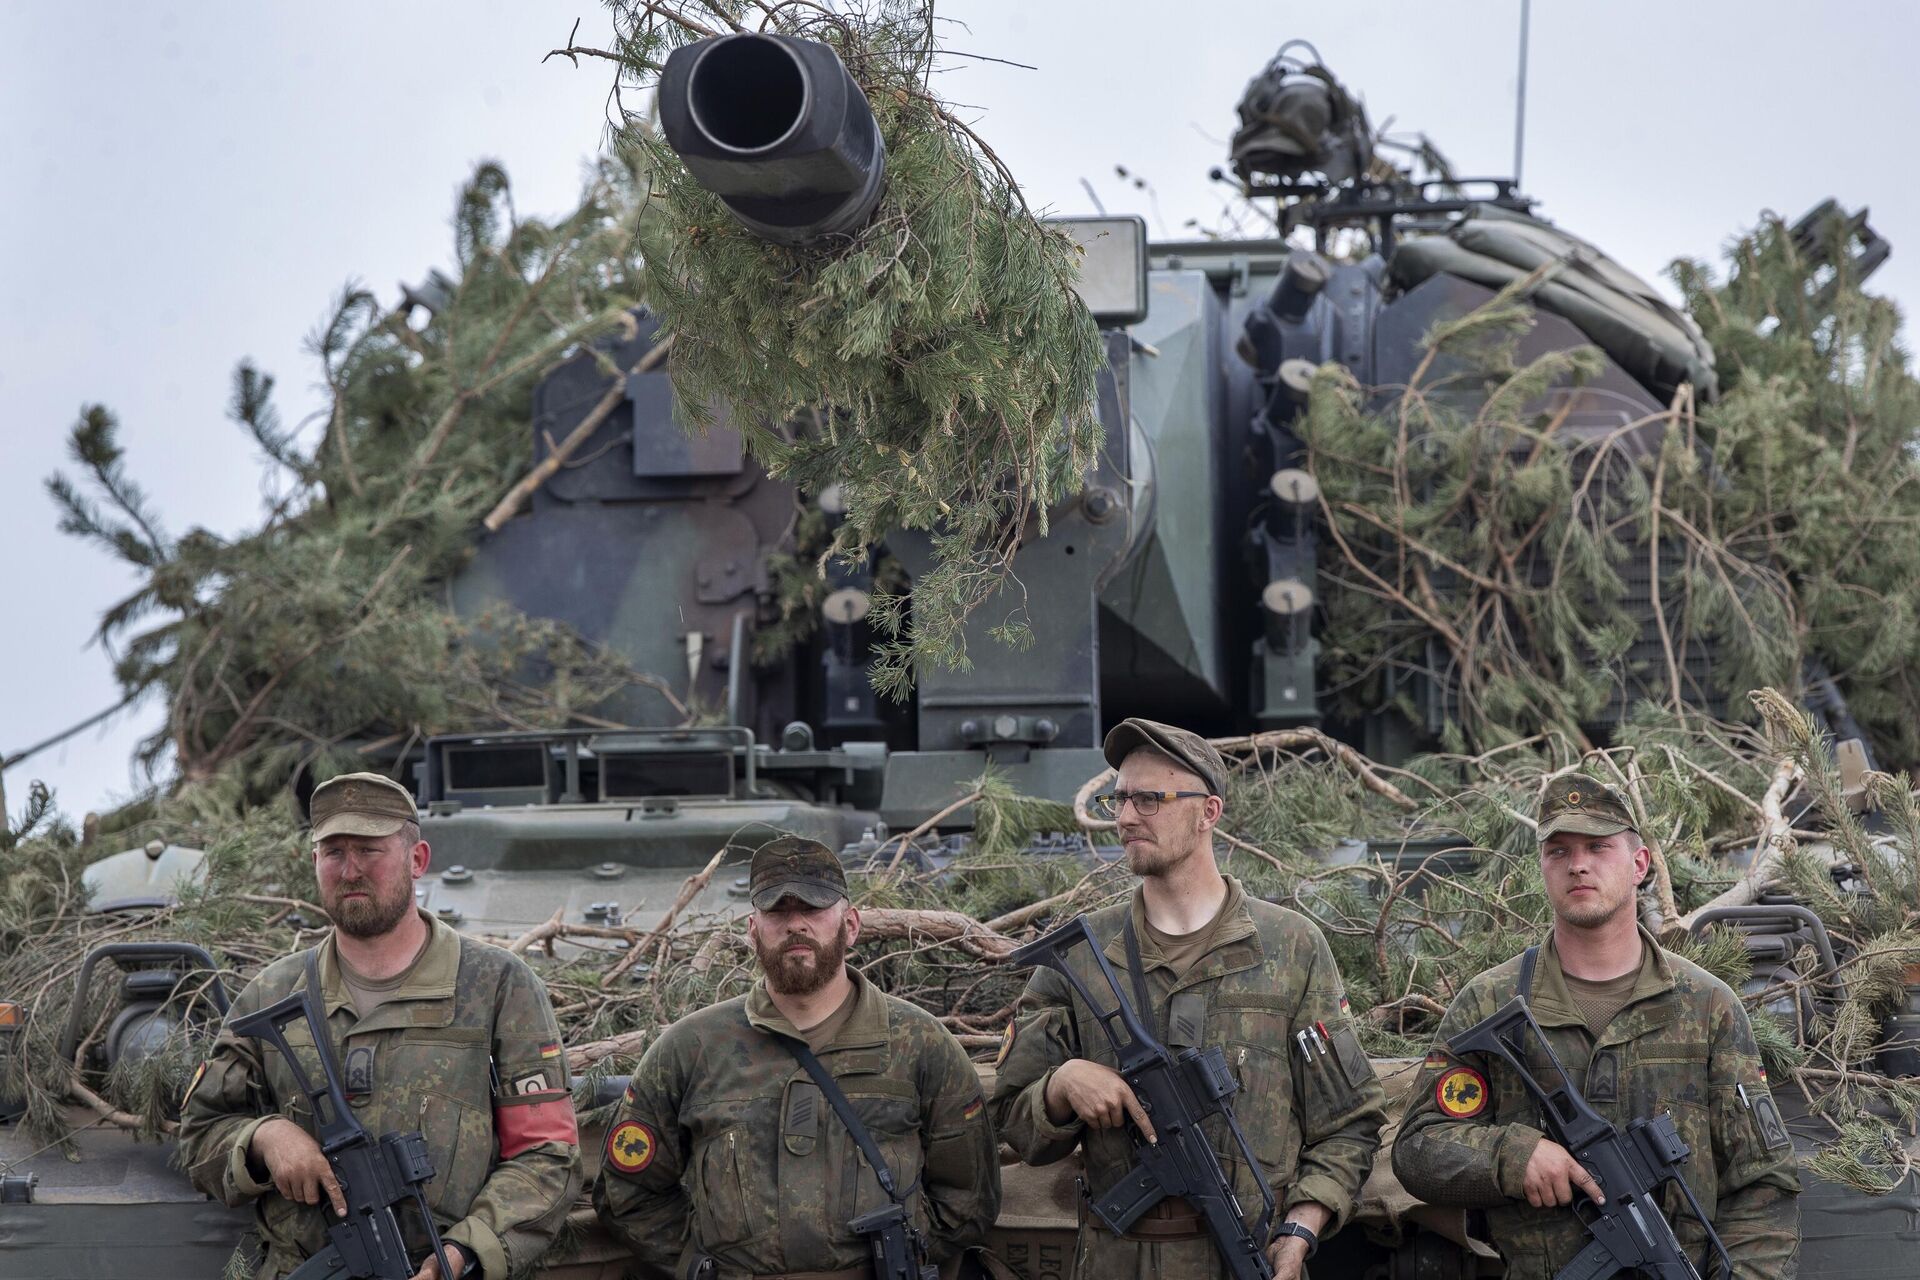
<box><xmin>5</xmin><ymin>0</ymin><xmax>1916</xmax><ymax>827</ymax></box>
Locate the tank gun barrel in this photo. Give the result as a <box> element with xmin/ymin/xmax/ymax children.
<box><xmin>658</xmin><ymin>33</ymin><xmax>887</xmax><ymax>246</ymax></box>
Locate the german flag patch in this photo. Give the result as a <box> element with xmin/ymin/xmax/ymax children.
<box><xmin>606</xmin><ymin>1120</ymin><xmax>656</xmax><ymax>1174</ymax></box>
<box><xmin>539</xmin><ymin>1040</ymin><xmax>562</xmax><ymax>1059</ymax></box>
<box><xmin>962</xmin><ymin>1096</ymin><xmax>984</xmax><ymax>1121</ymax></box>
<box><xmin>1436</xmin><ymin>1066</ymin><xmax>1489</xmax><ymax>1119</ymax></box>
<box><xmin>1423</xmin><ymin>1052</ymin><xmax>1449</xmax><ymax>1069</ymax></box>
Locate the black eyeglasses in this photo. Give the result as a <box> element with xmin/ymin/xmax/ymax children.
<box><xmin>1091</xmin><ymin>789</ymin><xmax>1210</xmax><ymax>819</ymax></box>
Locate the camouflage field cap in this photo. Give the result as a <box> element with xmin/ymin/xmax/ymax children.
<box><xmin>749</xmin><ymin>835</ymin><xmax>849</xmax><ymax>910</ymax></box>
<box><xmin>1101</xmin><ymin>717</ymin><xmax>1228</xmax><ymax>797</ymax></box>
<box><xmin>1537</xmin><ymin>780</ymin><xmax>1636</xmax><ymax>840</ymax></box>
<box><xmin>310</xmin><ymin>771</ymin><xmax>418</xmax><ymax>842</ymax></box>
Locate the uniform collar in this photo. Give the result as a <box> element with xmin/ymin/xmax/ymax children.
<box><xmin>746</xmin><ymin>965</ymin><xmax>888</xmax><ymax>1053</ymax></box>
<box><xmin>1103</xmin><ymin>874</ymin><xmax>1261</xmax><ymax>988</ymax></box>
<box><xmin>317</xmin><ymin>910</ymin><xmax>461</xmax><ymax>1030</ymax></box>
<box><xmin>1529</xmin><ymin>923</ymin><xmax>1678</xmax><ymax>1042</ymax></box>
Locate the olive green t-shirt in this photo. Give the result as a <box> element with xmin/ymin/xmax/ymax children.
<box><xmin>338</xmin><ymin>932</ymin><xmax>432</xmax><ymax>1020</ymax></box>
<box><xmin>797</xmin><ymin>977</ymin><xmax>860</xmax><ymax>1052</ymax></box>
<box><xmin>1562</xmin><ymin>946</ymin><xmax>1651</xmax><ymax>1037</ymax></box>
<box><xmin>1142</xmin><ymin>891</ymin><xmax>1234</xmax><ymax>981</ymax></box>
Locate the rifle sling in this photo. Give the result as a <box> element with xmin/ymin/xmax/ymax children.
<box><xmin>776</xmin><ymin>1034</ymin><xmax>915</xmax><ymax>1206</ymax></box>
<box><xmin>1517</xmin><ymin>945</ymin><xmax>1539</xmax><ymax>1002</ymax></box>
<box><xmin>300</xmin><ymin>948</ymin><xmax>349</xmax><ymax>1100</ymax></box>
<box><xmin>1121</xmin><ymin>911</ymin><xmax>1157</xmax><ymax>1033</ymax></box>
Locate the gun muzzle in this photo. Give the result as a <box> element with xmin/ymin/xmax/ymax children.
<box><xmin>658</xmin><ymin>33</ymin><xmax>887</xmax><ymax>246</ymax></box>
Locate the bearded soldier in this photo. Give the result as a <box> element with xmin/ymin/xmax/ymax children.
<box><xmin>1393</xmin><ymin>782</ymin><xmax>1801</xmax><ymax>1279</ymax></box>
<box><xmin>178</xmin><ymin>772</ymin><xmax>583</xmax><ymax>1280</ymax></box>
<box><xmin>594</xmin><ymin>834</ymin><xmax>1000</xmax><ymax>1280</ymax></box>
<box><xmin>991</xmin><ymin>718</ymin><xmax>1386</xmax><ymax>1280</ymax></box>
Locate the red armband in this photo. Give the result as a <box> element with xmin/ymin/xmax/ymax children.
<box><xmin>495</xmin><ymin>1091</ymin><xmax>579</xmax><ymax>1159</ymax></box>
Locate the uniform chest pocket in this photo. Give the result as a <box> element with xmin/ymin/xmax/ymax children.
<box><xmin>840</xmin><ymin>1095</ymin><xmax>925</xmax><ymax>1231</ymax></box>
<box><xmin>1224</xmin><ymin>1040</ymin><xmax>1295</xmax><ymax>1194</ymax></box>
<box><xmin>381</xmin><ymin>1027</ymin><xmax>491</xmax><ymax>1094</ymax></box>
<box><xmin>693</xmin><ymin>1125</ymin><xmax>765</xmax><ymax>1249</ymax></box>
<box><xmin>416</xmin><ymin>1089</ymin><xmax>491</xmax><ymax>1221</ymax></box>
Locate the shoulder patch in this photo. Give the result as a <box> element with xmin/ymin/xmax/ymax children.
<box><xmin>606</xmin><ymin>1119</ymin><xmax>656</xmax><ymax>1174</ymax></box>
<box><xmin>539</xmin><ymin>1040</ymin><xmax>562</xmax><ymax>1059</ymax></box>
<box><xmin>962</xmin><ymin>1095</ymin><xmax>984</xmax><ymax>1121</ymax></box>
<box><xmin>994</xmin><ymin>1019</ymin><xmax>1017</xmax><ymax>1068</ymax></box>
<box><xmin>1436</xmin><ymin>1066</ymin><xmax>1488</xmax><ymax>1118</ymax></box>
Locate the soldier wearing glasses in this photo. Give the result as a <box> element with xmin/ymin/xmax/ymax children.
<box><xmin>990</xmin><ymin>718</ymin><xmax>1385</xmax><ymax>1280</ymax></box>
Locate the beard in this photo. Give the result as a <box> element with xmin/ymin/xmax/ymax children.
<box><xmin>324</xmin><ymin>877</ymin><xmax>416</xmax><ymax>939</ymax></box>
<box><xmin>754</xmin><ymin>918</ymin><xmax>851</xmax><ymax>996</ymax></box>
<box><xmin>1122</xmin><ymin>808</ymin><xmax>1207</xmax><ymax>878</ymax></box>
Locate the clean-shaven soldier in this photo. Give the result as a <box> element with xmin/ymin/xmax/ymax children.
<box><xmin>991</xmin><ymin>718</ymin><xmax>1386</xmax><ymax>1280</ymax></box>
<box><xmin>1393</xmin><ymin>782</ymin><xmax>1800</xmax><ymax>1280</ymax></box>
<box><xmin>178</xmin><ymin>772</ymin><xmax>582</xmax><ymax>1280</ymax></box>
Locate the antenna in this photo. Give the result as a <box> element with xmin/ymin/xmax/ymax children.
<box><xmin>1513</xmin><ymin>0</ymin><xmax>1531</xmax><ymax>186</ymax></box>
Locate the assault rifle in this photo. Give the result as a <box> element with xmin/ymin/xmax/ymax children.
<box><xmin>1447</xmin><ymin>996</ymin><xmax>1733</xmax><ymax>1280</ymax></box>
<box><xmin>1011</xmin><ymin>916</ymin><xmax>1276</xmax><ymax>1280</ymax></box>
<box><xmin>233</xmin><ymin>982</ymin><xmax>456</xmax><ymax>1280</ymax></box>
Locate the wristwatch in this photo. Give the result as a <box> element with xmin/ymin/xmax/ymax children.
<box><xmin>1272</xmin><ymin>1221</ymin><xmax>1320</xmax><ymax>1258</ymax></box>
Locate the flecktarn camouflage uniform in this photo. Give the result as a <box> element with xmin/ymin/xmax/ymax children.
<box><xmin>593</xmin><ymin>967</ymin><xmax>1000</xmax><ymax>1280</ymax></box>
<box><xmin>990</xmin><ymin>877</ymin><xmax>1386</xmax><ymax>1280</ymax></box>
<box><xmin>178</xmin><ymin>913</ymin><xmax>583</xmax><ymax>1279</ymax></box>
<box><xmin>1392</xmin><ymin>928</ymin><xmax>1801</xmax><ymax>1280</ymax></box>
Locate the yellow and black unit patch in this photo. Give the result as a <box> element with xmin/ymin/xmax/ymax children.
<box><xmin>606</xmin><ymin>1120</ymin><xmax>656</xmax><ymax>1174</ymax></box>
<box><xmin>1436</xmin><ymin>1066</ymin><xmax>1488</xmax><ymax>1118</ymax></box>
<box><xmin>181</xmin><ymin>1060</ymin><xmax>209</xmax><ymax>1108</ymax></box>
<box><xmin>994</xmin><ymin>1020</ymin><xmax>1017</xmax><ymax>1068</ymax></box>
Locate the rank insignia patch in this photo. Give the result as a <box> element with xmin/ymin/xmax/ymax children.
<box><xmin>607</xmin><ymin>1120</ymin><xmax>656</xmax><ymax>1174</ymax></box>
<box><xmin>1436</xmin><ymin>1066</ymin><xmax>1489</xmax><ymax>1118</ymax></box>
<box><xmin>345</xmin><ymin>1046</ymin><xmax>375</xmax><ymax>1097</ymax></box>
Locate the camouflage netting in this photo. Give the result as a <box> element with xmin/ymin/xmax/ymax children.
<box><xmin>38</xmin><ymin>157</ymin><xmax>665</xmax><ymax>827</ymax></box>
<box><xmin>595</xmin><ymin>0</ymin><xmax>1105</xmax><ymax>695</ymax></box>
<box><xmin>1303</xmin><ymin>208</ymin><xmax>1920</xmax><ymax>768</ymax></box>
